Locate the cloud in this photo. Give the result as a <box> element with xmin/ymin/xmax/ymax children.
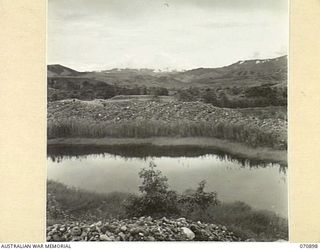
<box><xmin>172</xmin><ymin>0</ymin><xmax>287</xmax><ymax>11</ymax></box>
<box><xmin>196</xmin><ymin>21</ymin><xmax>269</xmax><ymax>29</ymax></box>
<box><xmin>275</xmin><ymin>45</ymin><xmax>288</xmax><ymax>56</ymax></box>
<box><xmin>49</xmin><ymin>0</ymin><xmax>287</xmax><ymax>22</ymax></box>
<box><xmin>252</xmin><ymin>51</ymin><xmax>261</xmax><ymax>59</ymax></box>
<box><xmin>48</xmin><ymin>0</ymin><xmax>288</xmax><ymax>70</ymax></box>
<box><xmin>48</xmin><ymin>0</ymin><xmax>167</xmax><ymax>21</ymax></box>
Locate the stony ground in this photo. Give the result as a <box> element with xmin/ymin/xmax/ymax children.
<box><xmin>48</xmin><ymin>99</ymin><xmax>284</xmax><ymax>125</ymax></box>
<box><xmin>48</xmin><ymin>99</ymin><xmax>287</xmax><ymax>148</ymax></box>
<box><xmin>47</xmin><ymin>190</ymin><xmax>240</xmax><ymax>242</ymax></box>
<box><xmin>47</xmin><ymin>217</ymin><xmax>241</xmax><ymax>242</ymax></box>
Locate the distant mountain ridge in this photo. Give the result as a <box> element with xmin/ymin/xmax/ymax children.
<box><xmin>173</xmin><ymin>56</ymin><xmax>287</xmax><ymax>85</ymax></box>
<box><xmin>47</xmin><ymin>55</ymin><xmax>287</xmax><ymax>88</ymax></box>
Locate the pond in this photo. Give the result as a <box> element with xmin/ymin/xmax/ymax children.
<box><xmin>47</xmin><ymin>144</ymin><xmax>287</xmax><ymax>218</ymax></box>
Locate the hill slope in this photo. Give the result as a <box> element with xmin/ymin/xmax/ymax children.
<box><xmin>47</xmin><ymin>64</ymin><xmax>84</xmax><ymax>77</ymax></box>
<box><xmin>174</xmin><ymin>56</ymin><xmax>287</xmax><ymax>87</ymax></box>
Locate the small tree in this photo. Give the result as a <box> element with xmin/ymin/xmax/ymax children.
<box><xmin>124</xmin><ymin>162</ymin><xmax>179</xmax><ymax>217</ymax></box>
<box><xmin>124</xmin><ymin>162</ymin><xmax>219</xmax><ymax>219</ymax></box>
<box><xmin>138</xmin><ymin>162</ymin><xmax>168</xmax><ymax>195</ymax></box>
<box><xmin>194</xmin><ymin>180</ymin><xmax>219</xmax><ymax>211</ymax></box>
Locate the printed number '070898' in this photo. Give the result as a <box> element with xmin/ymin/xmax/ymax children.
<box><xmin>300</xmin><ymin>244</ymin><xmax>318</xmax><ymax>248</ymax></box>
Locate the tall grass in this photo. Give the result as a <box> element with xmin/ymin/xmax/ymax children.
<box><xmin>47</xmin><ymin>180</ymin><xmax>128</xmax><ymax>223</ymax></box>
<box><xmin>48</xmin><ymin>119</ymin><xmax>285</xmax><ymax>149</ymax></box>
<box><xmin>186</xmin><ymin>201</ymin><xmax>288</xmax><ymax>241</ymax></box>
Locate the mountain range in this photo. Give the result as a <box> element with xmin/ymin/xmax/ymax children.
<box><xmin>47</xmin><ymin>55</ymin><xmax>287</xmax><ymax>89</ymax></box>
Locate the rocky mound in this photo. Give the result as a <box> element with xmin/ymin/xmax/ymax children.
<box><xmin>49</xmin><ymin>99</ymin><xmax>246</xmax><ymax>122</ymax></box>
<box><xmin>47</xmin><ymin>99</ymin><xmax>287</xmax><ymax>149</ymax></box>
<box><xmin>47</xmin><ymin>217</ymin><xmax>241</xmax><ymax>242</ymax></box>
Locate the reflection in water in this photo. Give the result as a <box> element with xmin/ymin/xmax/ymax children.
<box><xmin>47</xmin><ymin>145</ymin><xmax>288</xmax><ymax>218</ymax></box>
<box><xmin>47</xmin><ymin>144</ymin><xmax>287</xmax><ymax>174</ymax></box>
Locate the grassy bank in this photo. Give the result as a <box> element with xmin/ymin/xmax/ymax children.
<box><xmin>47</xmin><ymin>180</ymin><xmax>288</xmax><ymax>241</ymax></box>
<box><xmin>47</xmin><ymin>180</ymin><xmax>128</xmax><ymax>223</ymax></box>
<box><xmin>48</xmin><ymin>118</ymin><xmax>286</xmax><ymax>150</ymax></box>
<box><xmin>186</xmin><ymin>201</ymin><xmax>288</xmax><ymax>241</ymax></box>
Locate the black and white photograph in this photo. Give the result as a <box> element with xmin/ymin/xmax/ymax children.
<box><xmin>46</xmin><ymin>0</ymin><xmax>288</xmax><ymax>242</ymax></box>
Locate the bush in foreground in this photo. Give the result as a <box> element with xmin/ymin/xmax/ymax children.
<box><xmin>124</xmin><ymin>162</ymin><xmax>219</xmax><ymax>218</ymax></box>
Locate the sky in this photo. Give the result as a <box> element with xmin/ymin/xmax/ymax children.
<box><xmin>48</xmin><ymin>0</ymin><xmax>288</xmax><ymax>71</ymax></box>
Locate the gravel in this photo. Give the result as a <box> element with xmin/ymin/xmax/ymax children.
<box><xmin>46</xmin><ymin>216</ymin><xmax>241</xmax><ymax>242</ymax></box>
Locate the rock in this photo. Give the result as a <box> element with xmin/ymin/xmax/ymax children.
<box><xmin>181</xmin><ymin>227</ymin><xmax>195</xmax><ymax>240</ymax></box>
<box><xmin>146</xmin><ymin>236</ymin><xmax>155</xmax><ymax>241</ymax></box>
<box><xmin>245</xmin><ymin>238</ymin><xmax>256</xmax><ymax>242</ymax></box>
<box><xmin>46</xmin><ymin>216</ymin><xmax>242</xmax><ymax>242</ymax></box>
<box><xmin>95</xmin><ymin>221</ymin><xmax>102</xmax><ymax>227</ymax></box>
<box><xmin>162</xmin><ymin>217</ymin><xmax>170</xmax><ymax>223</ymax></box>
<box><xmin>275</xmin><ymin>239</ymin><xmax>287</xmax><ymax>242</ymax></box>
<box><xmin>99</xmin><ymin>234</ymin><xmax>112</xmax><ymax>241</ymax></box>
<box><xmin>80</xmin><ymin>231</ymin><xmax>87</xmax><ymax>237</ymax></box>
<box><xmin>100</xmin><ymin>225</ymin><xmax>109</xmax><ymax>234</ymax></box>
<box><xmin>71</xmin><ymin>227</ymin><xmax>82</xmax><ymax>236</ymax></box>
<box><xmin>177</xmin><ymin>218</ymin><xmax>187</xmax><ymax>223</ymax></box>
<box><xmin>130</xmin><ymin>227</ymin><xmax>143</xmax><ymax>235</ymax></box>
<box><xmin>118</xmin><ymin>232</ymin><xmax>126</xmax><ymax>241</ymax></box>
<box><xmin>51</xmin><ymin>234</ymin><xmax>61</xmax><ymax>241</ymax></box>
<box><xmin>72</xmin><ymin>236</ymin><xmax>82</xmax><ymax>241</ymax></box>
<box><xmin>146</xmin><ymin>216</ymin><xmax>152</xmax><ymax>222</ymax></box>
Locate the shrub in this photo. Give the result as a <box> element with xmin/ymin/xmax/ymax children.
<box><xmin>124</xmin><ymin>162</ymin><xmax>180</xmax><ymax>217</ymax></box>
<box><xmin>177</xmin><ymin>88</ymin><xmax>200</xmax><ymax>102</ymax></box>
<box><xmin>178</xmin><ymin>180</ymin><xmax>219</xmax><ymax>217</ymax></box>
<box><xmin>202</xmin><ymin>89</ymin><xmax>219</xmax><ymax>105</ymax></box>
<box><xmin>124</xmin><ymin>162</ymin><xmax>219</xmax><ymax>218</ymax></box>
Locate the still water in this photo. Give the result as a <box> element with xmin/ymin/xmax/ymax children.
<box><xmin>47</xmin><ymin>145</ymin><xmax>287</xmax><ymax>218</ymax></box>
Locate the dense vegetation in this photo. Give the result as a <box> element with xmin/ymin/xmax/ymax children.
<box><xmin>177</xmin><ymin>85</ymin><xmax>287</xmax><ymax>108</ymax></box>
<box><xmin>47</xmin><ymin>162</ymin><xmax>288</xmax><ymax>241</ymax></box>
<box><xmin>48</xmin><ymin>77</ymin><xmax>286</xmax><ymax>108</ymax></box>
<box><xmin>48</xmin><ymin>77</ymin><xmax>169</xmax><ymax>101</ymax></box>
